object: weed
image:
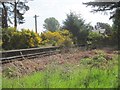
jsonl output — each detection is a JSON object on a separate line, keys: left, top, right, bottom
{"left": 2, "top": 50, "right": 118, "bottom": 88}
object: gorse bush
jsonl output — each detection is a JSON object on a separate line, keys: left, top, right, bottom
{"left": 1, "top": 28, "right": 73, "bottom": 50}
{"left": 20, "top": 29, "right": 42, "bottom": 48}
{"left": 40, "top": 30, "right": 73, "bottom": 47}
{"left": 1, "top": 27, "right": 117, "bottom": 50}
{"left": 1, "top": 27, "right": 42, "bottom": 50}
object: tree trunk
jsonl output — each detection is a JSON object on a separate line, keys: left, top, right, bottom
{"left": 2, "top": 2, "right": 8, "bottom": 28}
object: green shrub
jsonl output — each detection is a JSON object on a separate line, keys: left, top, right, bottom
{"left": 81, "top": 50, "right": 109, "bottom": 69}
{"left": 88, "top": 31, "right": 105, "bottom": 48}
{"left": 1, "top": 27, "right": 42, "bottom": 50}
{"left": 2, "top": 27, "right": 16, "bottom": 50}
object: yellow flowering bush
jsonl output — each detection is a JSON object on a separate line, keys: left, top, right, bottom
{"left": 2, "top": 28, "right": 42, "bottom": 50}
{"left": 21, "top": 29, "right": 42, "bottom": 48}
{"left": 40, "top": 30, "right": 73, "bottom": 47}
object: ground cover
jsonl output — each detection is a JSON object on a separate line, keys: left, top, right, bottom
{"left": 2, "top": 48, "right": 119, "bottom": 88}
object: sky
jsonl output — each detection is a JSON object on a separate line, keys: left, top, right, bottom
{"left": 17, "top": 0, "right": 113, "bottom": 33}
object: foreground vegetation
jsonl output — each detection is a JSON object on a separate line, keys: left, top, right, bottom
{"left": 2, "top": 50, "right": 118, "bottom": 88}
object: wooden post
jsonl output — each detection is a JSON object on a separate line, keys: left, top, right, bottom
{"left": 34, "top": 15, "right": 39, "bottom": 33}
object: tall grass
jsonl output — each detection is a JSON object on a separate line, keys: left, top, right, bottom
{"left": 2, "top": 51, "right": 118, "bottom": 88}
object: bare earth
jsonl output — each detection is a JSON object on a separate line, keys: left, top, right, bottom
{"left": 2, "top": 48, "right": 118, "bottom": 77}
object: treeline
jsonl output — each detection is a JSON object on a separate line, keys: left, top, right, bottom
{"left": 1, "top": 12, "right": 118, "bottom": 50}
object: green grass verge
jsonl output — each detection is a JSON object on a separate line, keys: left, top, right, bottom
{"left": 2, "top": 51, "right": 119, "bottom": 88}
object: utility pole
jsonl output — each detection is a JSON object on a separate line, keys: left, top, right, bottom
{"left": 14, "top": 1, "right": 17, "bottom": 30}
{"left": 33, "top": 15, "right": 39, "bottom": 33}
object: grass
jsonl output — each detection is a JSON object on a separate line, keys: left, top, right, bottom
{"left": 2, "top": 50, "right": 119, "bottom": 88}
{"left": 0, "top": 75, "right": 2, "bottom": 89}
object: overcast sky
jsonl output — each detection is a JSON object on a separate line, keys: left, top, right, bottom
{"left": 17, "top": 0, "right": 113, "bottom": 33}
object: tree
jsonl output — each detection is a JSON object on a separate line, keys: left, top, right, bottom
{"left": 112, "top": 8, "right": 120, "bottom": 30}
{"left": 83, "top": 1, "right": 120, "bottom": 48}
{"left": 63, "top": 12, "right": 92, "bottom": 45}
{"left": 1, "top": 2, "right": 8, "bottom": 28}
{"left": 111, "top": 9, "right": 120, "bottom": 45}
{"left": 0, "top": 8, "right": 2, "bottom": 28}
{"left": 0, "top": 0, "right": 30, "bottom": 28}
{"left": 83, "top": 1, "right": 120, "bottom": 18}
{"left": 95, "top": 22, "right": 112, "bottom": 35}
{"left": 83, "top": 1, "right": 120, "bottom": 27}
{"left": 83, "top": 1, "right": 120, "bottom": 25}
{"left": 43, "top": 17, "right": 60, "bottom": 32}
{"left": 12, "top": 0, "right": 30, "bottom": 28}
